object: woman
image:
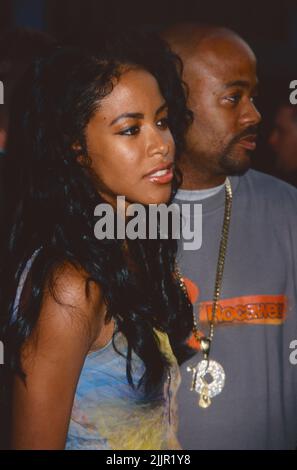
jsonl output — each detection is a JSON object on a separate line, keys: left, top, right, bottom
{"left": 0, "top": 32, "right": 193, "bottom": 450}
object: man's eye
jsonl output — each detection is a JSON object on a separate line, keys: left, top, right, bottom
{"left": 118, "top": 126, "right": 140, "bottom": 136}
{"left": 250, "top": 95, "right": 258, "bottom": 103}
{"left": 157, "top": 117, "right": 169, "bottom": 129}
{"left": 226, "top": 95, "right": 241, "bottom": 104}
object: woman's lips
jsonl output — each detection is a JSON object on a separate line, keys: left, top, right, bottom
{"left": 145, "top": 167, "right": 174, "bottom": 184}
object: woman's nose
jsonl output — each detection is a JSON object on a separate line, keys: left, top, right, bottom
{"left": 147, "top": 129, "right": 171, "bottom": 158}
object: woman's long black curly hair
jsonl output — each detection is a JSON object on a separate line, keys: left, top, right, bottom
{"left": 0, "top": 31, "right": 194, "bottom": 398}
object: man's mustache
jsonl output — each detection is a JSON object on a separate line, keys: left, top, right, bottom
{"left": 231, "top": 126, "right": 259, "bottom": 145}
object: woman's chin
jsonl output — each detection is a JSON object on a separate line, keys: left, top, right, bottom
{"left": 140, "top": 186, "right": 172, "bottom": 206}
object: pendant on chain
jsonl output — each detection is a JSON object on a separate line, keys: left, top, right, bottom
{"left": 187, "top": 358, "right": 225, "bottom": 408}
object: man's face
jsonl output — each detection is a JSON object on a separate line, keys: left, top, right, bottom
{"left": 183, "top": 38, "right": 261, "bottom": 176}
{"left": 269, "top": 106, "right": 297, "bottom": 174}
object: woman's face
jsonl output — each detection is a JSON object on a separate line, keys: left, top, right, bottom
{"left": 84, "top": 68, "right": 175, "bottom": 206}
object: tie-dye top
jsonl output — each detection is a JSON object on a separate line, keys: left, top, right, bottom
{"left": 13, "top": 251, "right": 181, "bottom": 450}
{"left": 65, "top": 329, "right": 181, "bottom": 450}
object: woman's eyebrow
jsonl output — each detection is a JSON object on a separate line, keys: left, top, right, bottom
{"left": 109, "top": 103, "right": 168, "bottom": 126}
{"left": 155, "top": 103, "right": 168, "bottom": 115}
{"left": 109, "top": 112, "right": 144, "bottom": 126}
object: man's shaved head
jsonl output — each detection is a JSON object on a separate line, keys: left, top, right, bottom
{"left": 161, "top": 23, "right": 261, "bottom": 188}
{"left": 163, "top": 23, "right": 255, "bottom": 62}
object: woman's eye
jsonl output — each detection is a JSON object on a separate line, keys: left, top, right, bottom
{"left": 118, "top": 126, "right": 140, "bottom": 136}
{"left": 157, "top": 117, "right": 169, "bottom": 129}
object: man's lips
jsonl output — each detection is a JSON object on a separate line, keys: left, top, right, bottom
{"left": 144, "top": 162, "right": 174, "bottom": 184}
{"left": 237, "top": 135, "right": 257, "bottom": 151}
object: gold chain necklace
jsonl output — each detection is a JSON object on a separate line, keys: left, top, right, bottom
{"left": 175, "top": 177, "right": 233, "bottom": 408}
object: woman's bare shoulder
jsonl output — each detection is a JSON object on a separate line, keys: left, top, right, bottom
{"left": 22, "top": 261, "right": 106, "bottom": 369}
{"left": 12, "top": 262, "right": 107, "bottom": 449}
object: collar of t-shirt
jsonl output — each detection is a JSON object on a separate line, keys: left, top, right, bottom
{"left": 174, "top": 175, "right": 241, "bottom": 213}
{"left": 175, "top": 182, "right": 225, "bottom": 201}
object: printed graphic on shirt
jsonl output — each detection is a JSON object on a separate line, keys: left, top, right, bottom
{"left": 183, "top": 277, "right": 287, "bottom": 351}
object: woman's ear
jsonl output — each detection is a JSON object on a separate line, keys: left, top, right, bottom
{"left": 76, "top": 154, "right": 85, "bottom": 165}
{"left": 73, "top": 142, "right": 91, "bottom": 167}
{"left": 72, "top": 142, "right": 82, "bottom": 156}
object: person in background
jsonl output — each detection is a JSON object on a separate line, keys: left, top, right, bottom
{"left": 269, "top": 101, "right": 297, "bottom": 187}
{"left": 0, "top": 29, "right": 56, "bottom": 153}
{"left": 0, "top": 29, "right": 57, "bottom": 449}
{"left": 0, "top": 29, "right": 56, "bottom": 245}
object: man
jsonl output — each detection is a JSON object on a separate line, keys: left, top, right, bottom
{"left": 163, "top": 24, "right": 297, "bottom": 449}
{"left": 269, "top": 102, "right": 297, "bottom": 186}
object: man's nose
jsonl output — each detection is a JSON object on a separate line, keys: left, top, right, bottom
{"left": 239, "top": 99, "right": 262, "bottom": 128}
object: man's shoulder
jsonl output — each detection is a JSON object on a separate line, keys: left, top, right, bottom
{"left": 238, "top": 169, "right": 297, "bottom": 202}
